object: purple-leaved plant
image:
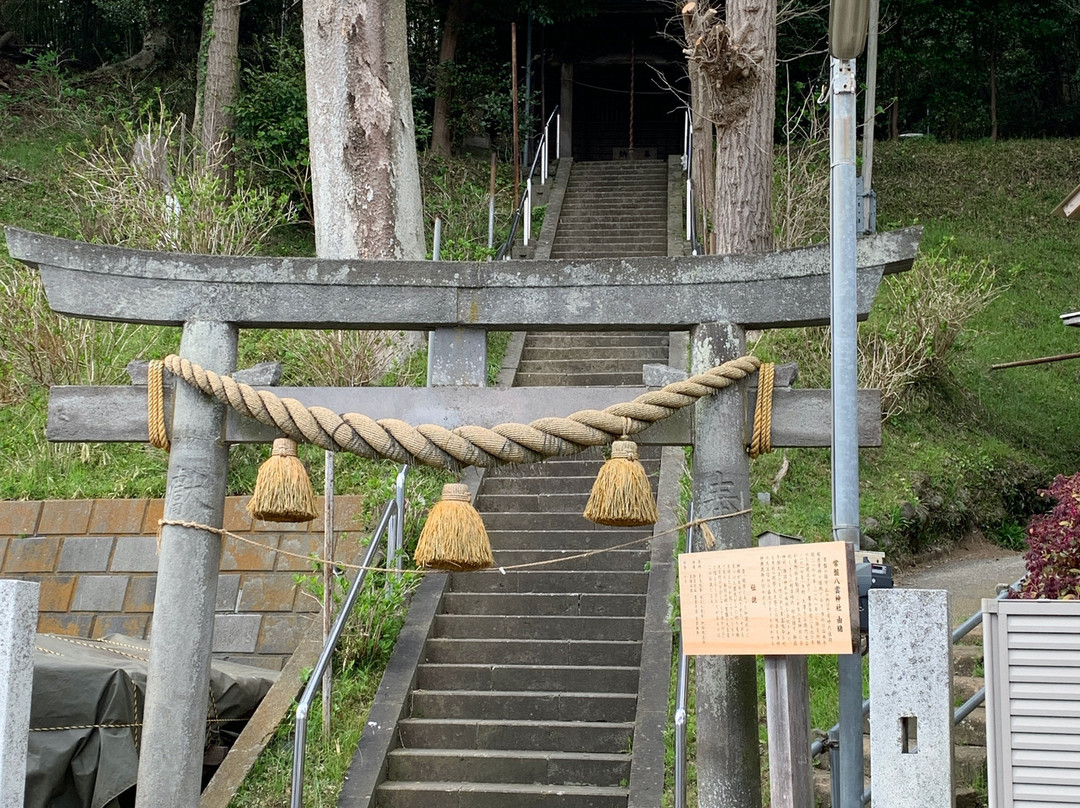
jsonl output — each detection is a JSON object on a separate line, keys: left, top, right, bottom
{"left": 1012, "top": 473, "right": 1080, "bottom": 600}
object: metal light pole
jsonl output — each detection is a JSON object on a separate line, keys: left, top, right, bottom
{"left": 828, "top": 2, "right": 869, "bottom": 806}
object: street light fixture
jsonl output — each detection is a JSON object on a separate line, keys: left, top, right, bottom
{"left": 830, "top": 0, "right": 870, "bottom": 59}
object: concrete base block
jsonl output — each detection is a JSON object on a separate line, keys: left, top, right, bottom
{"left": 0, "top": 579, "right": 39, "bottom": 808}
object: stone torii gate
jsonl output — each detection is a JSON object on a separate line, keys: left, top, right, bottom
{"left": 6, "top": 225, "right": 919, "bottom": 808}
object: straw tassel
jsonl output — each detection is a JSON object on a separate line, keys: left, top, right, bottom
{"left": 414, "top": 483, "right": 493, "bottom": 571}
{"left": 584, "top": 440, "right": 658, "bottom": 527}
{"left": 247, "top": 438, "right": 319, "bottom": 523}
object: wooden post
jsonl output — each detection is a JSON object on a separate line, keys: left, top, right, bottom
{"left": 134, "top": 320, "right": 238, "bottom": 808}
{"left": 760, "top": 533, "right": 813, "bottom": 808}
{"left": 691, "top": 321, "right": 760, "bottom": 808}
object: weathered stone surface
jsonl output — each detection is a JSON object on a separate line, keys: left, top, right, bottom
{"left": 71, "top": 574, "right": 129, "bottom": 612}
{"left": 0, "top": 580, "right": 37, "bottom": 807}
{"left": 57, "top": 536, "right": 114, "bottom": 572}
{"left": 111, "top": 536, "right": 159, "bottom": 571}
{"left": 7, "top": 226, "right": 919, "bottom": 329}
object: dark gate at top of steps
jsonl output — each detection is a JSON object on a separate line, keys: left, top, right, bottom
{"left": 5, "top": 223, "right": 920, "bottom": 808}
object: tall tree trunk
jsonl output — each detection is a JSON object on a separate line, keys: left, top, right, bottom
{"left": 430, "top": 0, "right": 471, "bottom": 158}
{"left": 890, "top": 64, "right": 900, "bottom": 139}
{"left": 712, "top": 0, "right": 775, "bottom": 255}
{"left": 200, "top": 0, "right": 241, "bottom": 178}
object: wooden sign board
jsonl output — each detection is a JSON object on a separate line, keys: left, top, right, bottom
{"left": 679, "top": 541, "right": 859, "bottom": 655}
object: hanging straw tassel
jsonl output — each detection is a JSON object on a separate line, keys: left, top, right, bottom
{"left": 247, "top": 438, "right": 319, "bottom": 523}
{"left": 414, "top": 483, "right": 493, "bottom": 571}
{"left": 584, "top": 440, "right": 658, "bottom": 527}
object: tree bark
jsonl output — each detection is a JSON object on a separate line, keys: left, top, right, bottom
{"left": 712, "top": 0, "right": 776, "bottom": 255}
{"left": 200, "top": 0, "right": 242, "bottom": 177}
{"left": 303, "top": 0, "right": 425, "bottom": 261}
{"left": 681, "top": 4, "right": 716, "bottom": 253}
{"left": 430, "top": 0, "right": 471, "bottom": 158}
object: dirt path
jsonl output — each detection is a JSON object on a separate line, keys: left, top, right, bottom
{"left": 895, "top": 533, "right": 1027, "bottom": 631}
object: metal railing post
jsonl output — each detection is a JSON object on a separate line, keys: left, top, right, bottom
{"left": 524, "top": 178, "right": 532, "bottom": 247}
{"left": 556, "top": 112, "right": 561, "bottom": 160}
{"left": 394, "top": 465, "right": 407, "bottom": 571}
{"left": 674, "top": 503, "right": 694, "bottom": 808}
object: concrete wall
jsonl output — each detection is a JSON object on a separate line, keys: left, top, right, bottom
{"left": 0, "top": 496, "right": 364, "bottom": 669}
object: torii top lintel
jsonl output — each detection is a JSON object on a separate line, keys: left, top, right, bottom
{"left": 4, "top": 226, "right": 920, "bottom": 331}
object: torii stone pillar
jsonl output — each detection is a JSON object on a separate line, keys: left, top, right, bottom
{"left": 136, "top": 321, "right": 237, "bottom": 808}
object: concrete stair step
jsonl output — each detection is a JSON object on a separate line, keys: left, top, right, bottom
{"left": 522, "top": 333, "right": 669, "bottom": 346}
{"left": 514, "top": 372, "right": 651, "bottom": 386}
{"left": 553, "top": 226, "right": 667, "bottom": 237}
{"left": 432, "top": 614, "right": 644, "bottom": 641}
{"left": 409, "top": 689, "right": 637, "bottom": 722}
{"left": 385, "top": 748, "right": 631, "bottom": 787}
{"left": 490, "top": 549, "right": 650, "bottom": 572}
{"left": 953, "top": 706, "right": 987, "bottom": 746}
{"left": 423, "top": 638, "right": 642, "bottom": 666}
{"left": 416, "top": 663, "right": 641, "bottom": 692}
{"left": 485, "top": 529, "right": 652, "bottom": 551}
{"left": 547, "top": 250, "right": 667, "bottom": 260}
{"left": 953, "top": 645, "right": 983, "bottom": 677}
{"left": 953, "top": 675, "right": 983, "bottom": 702}
{"left": 448, "top": 570, "right": 649, "bottom": 595}
{"left": 481, "top": 512, "right": 655, "bottom": 532}
{"left": 375, "top": 780, "right": 629, "bottom": 808}
{"left": 552, "top": 234, "right": 667, "bottom": 247}
{"left": 520, "top": 347, "right": 670, "bottom": 361}
{"left": 555, "top": 208, "right": 666, "bottom": 219}
{"left": 477, "top": 491, "right": 592, "bottom": 511}
{"left": 396, "top": 717, "right": 636, "bottom": 753}
{"left": 516, "top": 358, "right": 660, "bottom": 374}
{"left": 440, "top": 592, "right": 645, "bottom": 617}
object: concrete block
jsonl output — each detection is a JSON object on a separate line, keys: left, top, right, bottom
{"left": 869, "top": 588, "right": 953, "bottom": 808}
{"left": 0, "top": 580, "right": 38, "bottom": 807}
{"left": 88, "top": 499, "right": 148, "bottom": 535}
{"left": 27, "top": 574, "right": 76, "bottom": 612}
{"left": 92, "top": 614, "right": 150, "bottom": 640}
{"left": 110, "top": 536, "right": 160, "bottom": 572}
{"left": 3, "top": 537, "right": 60, "bottom": 573}
{"left": 37, "top": 500, "right": 92, "bottom": 535}
{"left": 212, "top": 614, "right": 262, "bottom": 654}
{"left": 275, "top": 535, "right": 320, "bottom": 571}
{"left": 123, "top": 575, "right": 158, "bottom": 613}
{"left": 141, "top": 499, "right": 165, "bottom": 534}
{"left": 58, "top": 536, "right": 115, "bottom": 572}
{"left": 333, "top": 497, "right": 365, "bottom": 532}
{"left": 256, "top": 613, "right": 313, "bottom": 655}
{"left": 215, "top": 574, "right": 241, "bottom": 612}
{"left": 220, "top": 534, "right": 278, "bottom": 571}
{"left": 36, "top": 613, "right": 92, "bottom": 637}
{"left": 237, "top": 573, "right": 298, "bottom": 613}
{"left": 222, "top": 497, "right": 253, "bottom": 533}
{"left": 71, "top": 575, "right": 130, "bottom": 612}
{"left": 0, "top": 501, "right": 41, "bottom": 537}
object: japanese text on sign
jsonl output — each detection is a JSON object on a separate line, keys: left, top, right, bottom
{"left": 678, "top": 541, "right": 858, "bottom": 655}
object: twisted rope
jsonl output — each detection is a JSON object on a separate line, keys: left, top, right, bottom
{"left": 161, "top": 353, "right": 763, "bottom": 470}
{"left": 749, "top": 362, "right": 774, "bottom": 459}
{"left": 147, "top": 360, "right": 170, "bottom": 451}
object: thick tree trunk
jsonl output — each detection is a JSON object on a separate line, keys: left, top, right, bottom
{"left": 681, "top": 6, "right": 716, "bottom": 252}
{"left": 712, "top": 0, "right": 775, "bottom": 255}
{"left": 430, "top": 0, "right": 471, "bottom": 158}
{"left": 303, "top": 0, "right": 425, "bottom": 261}
{"left": 200, "top": 0, "right": 241, "bottom": 175}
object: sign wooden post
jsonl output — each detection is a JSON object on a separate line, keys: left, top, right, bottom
{"left": 5, "top": 225, "right": 918, "bottom": 808}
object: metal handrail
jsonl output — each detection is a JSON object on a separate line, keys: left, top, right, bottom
{"left": 674, "top": 503, "right": 694, "bottom": 808}
{"left": 290, "top": 468, "right": 408, "bottom": 808}
{"left": 682, "top": 110, "right": 701, "bottom": 256}
{"left": 496, "top": 106, "right": 560, "bottom": 260}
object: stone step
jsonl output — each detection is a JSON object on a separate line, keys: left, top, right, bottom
{"left": 409, "top": 689, "right": 638, "bottom": 722}
{"left": 490, "top": 549, "right": 650, "bottom": 573}
{"left": 519, "top": 347, "right": 670, "bottom": 362}
{"left": 516, "top": 358, "right": 659, "bottom": 374}
{"left": 485, "top": 529, "right": 652, "bottom": 551}
{"left": 953, "top": 675, "right": 983, "bottom": 702}
{"left": 385, "top": 748, "right": 631, "bottom": 788}
{"left": 440, "top": 592, "right": 645, "bottom": 618}
{"left": 514, "top": 371, "right": 652, "bottom": 386}
{"left": 551, "top": 233, "right": 667, "bottom": 247}
{"left": 554, "top": 224, "right": 667, "bottom": 236}
{"left": 395, "top": 718, "right": 636, "bottom": 753}
{"left": 416, "top": 663, "right": 641, "bottom": 692}
{"left": 480, "top": 476, "right": 616, "bottom": 495}
{"left": 555, "top": 209, "right": 667, "bottom": 221}
{"left": 481, "top": 512, "right": 655, "bottom": 532}
{"left": 448, "top": 570, "right": 649, "bottom": 595}
{"left": 423, "top": 638, "right": 642, "bottom": 666}
{"left": 431, "top": 614, "right": 644, "bottom": 642}
{"left": 547, "top": 249, "right": 667, "bottom": 260}
{"left": 953, "top": 645, "right": 983, "bottom": 677}
{"left": 477, "top": 491, "right": 592, "bottom": 512}
{"left": 953, "top": 706, "right": 987, "bottom": 747}
{"left": 563, "top": 185, "right": 667, "bottom": 195}
{"left": 521, "top": 333, "right": 669, "bottom": 347}
{"left": 375, "top": 779, "right": 629, "bottom": 808}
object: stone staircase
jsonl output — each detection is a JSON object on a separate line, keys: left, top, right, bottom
{"left": 366, "top": 160, "right": 676, "bottom": 808}
{"left": 549, "top": 160, "right": 668, "bottom": 259}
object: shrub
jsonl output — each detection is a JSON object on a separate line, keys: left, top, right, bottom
{"left": 1012, "top": 473, "right": 1080, "bottom": 600}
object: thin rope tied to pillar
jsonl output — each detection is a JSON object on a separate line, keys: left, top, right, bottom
{"left": 748, "top": 361, "right": 775, "bottom": 459}
{"left": 147, "top": 359, "right": 170, "bottom": 452}
{"left": 161, "top": 353, "right": 763, "bottom": 471}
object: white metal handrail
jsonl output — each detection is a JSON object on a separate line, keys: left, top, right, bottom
{"left": 674, "top": 502, "right": 694, "bottom": 808}
{"left": 290, "top": 465, "right": 408, "bottom": 808}
{"left": 496, "top": 106, "right": 560, "bottom": 260}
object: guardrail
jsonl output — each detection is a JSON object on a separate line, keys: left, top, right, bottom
{"left": 495, "top": 106, "right": 559, "bottom": 260}
{"left": 290, "top": 465, "right": 408, "bottom": 808}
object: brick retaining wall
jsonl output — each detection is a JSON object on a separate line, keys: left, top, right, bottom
{"left": 0, "top": 496, "right": 365, "bottom": 669}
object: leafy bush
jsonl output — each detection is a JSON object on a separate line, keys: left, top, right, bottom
{"left": 1012, "top": 473, "right": 1080, "bottom": 600}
